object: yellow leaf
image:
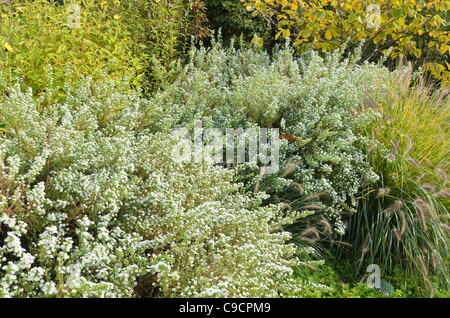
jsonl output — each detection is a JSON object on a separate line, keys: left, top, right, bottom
{"left": 440, "top": 44, "right": 450, "bottom": 54}
{"left": 282, "top": 29, "right": 291, "bottom": 39}
{"left": 253, "top": 37, "right": 264, "bottom": 46}
{"left": 444, "top": 1, "right": 450, "bottom": 10}
{"left": 325, "top": 29, "right": 332, "bottom": 40}
{"left": 275, "top": 30, "right": 282, "bottom": 40}
{"left": 4, "top": 42, "right": 13, "bottom": 53}
{"left": 292, "top": 1, "right": 298, "bottom": 10}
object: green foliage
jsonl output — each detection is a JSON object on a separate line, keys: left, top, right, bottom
{"left": 0, "top": 0, "right": 193, "bottom": 100}
{"left": 184, "top": 0, "right": 210, "bottom": 43}
{"left": 290, "top": 261, "right": 405, "bottom": 298}
{"left": 243, "top": 0, "right": 450, "bottom": 86}
{"left": 202, "top": 0, "right": 272, "bottom": 45}
{"left": 0, "top": 0, "right": 141, "bottom": 97}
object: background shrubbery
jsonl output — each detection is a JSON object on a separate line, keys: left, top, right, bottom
{"left": 1, "top": 0, "right": 449, "bottom": 298}
{"left": 0, "top": 0, "right": 199, "bottom": 98}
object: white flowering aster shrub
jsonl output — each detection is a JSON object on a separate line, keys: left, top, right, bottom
{"left": 152, "top": 38, "right": 401, "bottom": 234}
{"left": 0, "top": 73, "right": 327, "bottom": 297}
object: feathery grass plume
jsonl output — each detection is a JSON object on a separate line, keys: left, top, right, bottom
{"left": 401, "top": 133, "right": 414, "bottom": 156}
{"left": 417, "top": 255, "right": 428, "bottom": 275}
{"left": 390, "top": 140, "right": 400, "bottom": 155}
{"left": 371, "top": 130, "right": 377, "bottom": 140}
{"left": 281, "top": 202, "right": 292, "bottom": 212}
{"left": 299, "top": 262, "right": 320, "bottom": 271}
{"left": 425, "top": 279, "right": 436, "bottom": 298}
{"left": 291, "top": 182, "right": 304, "bottom": 195}
{"left": 433, "top": 86, "right": 450, "bottom": 106}
{"left": 319, "top": 217, "right": 333, "bottom": 235}
{"left": 389, "top": 153, "right": 397, "bottom": 161}
{"left": 441, "top": 223, "right": 450, "bottom": 233}
{"left": 377, "top": 187, "right": 391, "bottom": 197}
{"left": 385, "top": 115, "right": 392, "bottom": 125}
{"left": 302, "top": 203, "right": 323, "bottom": 211}
{"left": 407, "top": 157, "right": 421, "bottom": 168}
{"left": 421, "top": 183, "right": 436, "bottom": 193}
{"left": 415, "top": 173, "right": 426, "bottom": 183}
{"left": 301, "top": 226, "right": 320, "bottom": 242}
{"left": 399, "top": 211, "right": 407, "bottom": 236}
{"left": 418, "top": 253, "right": 436, "bottom": 298}
{"left": 431, "top": 253, "right": 438, "bottom": 270}
{"left": 339, "top": 210, "right": 354, "bottom": 217}
{"left": 334, "top": 240, "right": 352, "bottom": 247}
{"left": 393, "top": 228, "right": 402, "bottom": 242}
{"left": 436, "top": 168, "right": 448, "bottom": 186}
{"left": 303, "top": 191, "right": 325, "bottom": 201}
{"left": 392, "top": 212, "right": 406, "bottom": 246}
{"left": 361, "top": 177, "right": 369, "bottom": 187}
{"left": 415, "top": 197, "right": 438, "bottom": 222}
{"left": 253, "top": 179, "right": 260, "bottom": 193}
{"left": 415, "top": 198, "right": 428, "bottom": 229}
{"left": 300, "top": 236, "right": 318, "bottom": 244}
{"left": 433, "top": 189, "right": 450, "bottom": 199}
{"left": 383, "top": 199, "right": 404, "bottom": 216}
{"left": 253, "top": 165, "right": 267, "bottom": 193}
{"left": 283, "top": 159, "right": 298, "bottom": 177}
{"left": 361, "top": 234, "right": 369, "bottom": 254}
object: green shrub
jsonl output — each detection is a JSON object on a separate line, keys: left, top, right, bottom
{"left": 0, "top": 0, "right": 192, "bottom": 100}
{"left": 201, "top": 0, "right": 271, "bottom": 46}
{"left": 151, "top": 38, "right": 398, "bottom": 235}
{"left": 243, "top": 0, "right": 450, "bottom": 86}
{"left": 290, "top": 262, "right": 406, "bottom": 298}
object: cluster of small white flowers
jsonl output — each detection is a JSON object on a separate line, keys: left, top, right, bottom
{"left": 0, "top": 40, "right": 409, "bottom": 298}
{"left": 142, "top": 176, "right": 322, "bottom": 297}
{"left": 155, "top": 40, "right": 401, "bottom": 234}
{"left": 0, "top": 213, "right": 37, "bottom": 297}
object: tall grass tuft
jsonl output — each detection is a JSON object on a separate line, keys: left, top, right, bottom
{"left": 339, "top": 62, "right": 450, "bottom": 296}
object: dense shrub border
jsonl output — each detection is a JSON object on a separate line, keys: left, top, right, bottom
{"left": 0, "top": 70, "right": 330, "bottom": 297}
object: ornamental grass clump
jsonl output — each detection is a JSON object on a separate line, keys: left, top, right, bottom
{"left": 0, "top": 72, "right": 326, "bottom": 297}
{"left": 340, "top": 63, "right": 450, "bottom": 296}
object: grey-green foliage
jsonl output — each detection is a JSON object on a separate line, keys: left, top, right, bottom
{"left": 151, "top": 38, "right": 401, "bottom": 234}
{"left": 0, "top": 71, "right": 324, "bottom": 297}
